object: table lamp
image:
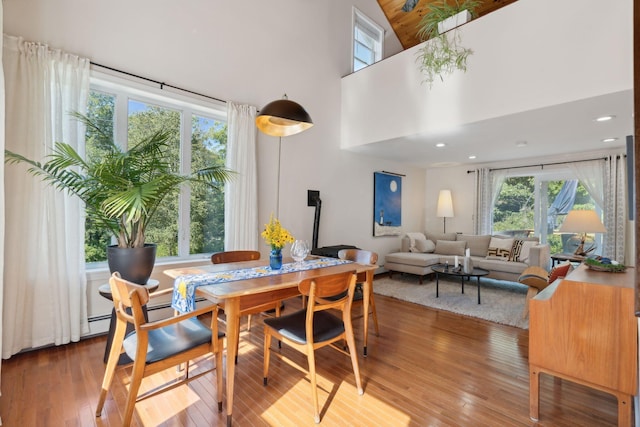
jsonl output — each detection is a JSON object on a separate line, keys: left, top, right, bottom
{"left": 558, "top": 209, "right": 606, "bottom": 256}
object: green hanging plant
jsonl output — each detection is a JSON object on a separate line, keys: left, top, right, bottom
{"left": 416, "top": 0, "right": 480, "bottom": 86}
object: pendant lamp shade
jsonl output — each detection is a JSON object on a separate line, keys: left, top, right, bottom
{"left": 255, "top": 97, "right": 313, "bottom": 137}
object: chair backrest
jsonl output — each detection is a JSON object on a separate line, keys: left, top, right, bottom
{"left": 338, "top": 249, "right": 378, "bottom": 265}
{"left": 211, "top": 250, "right": 260, "bottom": 264}
{"left": 299, "top": 271, "right": 357, "bottom": 316}
{"left": 109, "top": 272, "right": 150, "bottom": 327}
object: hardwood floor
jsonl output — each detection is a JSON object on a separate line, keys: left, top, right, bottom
{"left": 0, "top": 290, "right": 621, "bottom": 426}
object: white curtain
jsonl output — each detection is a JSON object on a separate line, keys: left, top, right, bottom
{"left": 474, "top": 168, "right": 507, "bottom": 234}
{"left": 3, "top": 35, "right": 90, "bottom": 358}
{"left": 224, "top": 101, "right": 259, "bottom": 250}
{"left": 569, "top": 157, "right": 626, "bottom": 262}
{"left": 0, "top": 5, "right": 5, "bottom": 418}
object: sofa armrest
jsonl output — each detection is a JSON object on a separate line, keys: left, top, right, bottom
{"left": 528, "top": 244, "right": 550, "bottom": 269}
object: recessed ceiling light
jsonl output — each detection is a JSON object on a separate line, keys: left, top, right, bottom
{"left": 602, "top": 137, "right": 618, "bottom": 143}
{"left": 595, "top": 115, "right": 615, "bottom": 122}
{"left": 515, "top": 141, "right": 528, "bottom": 147}
{"left": 468, "top": 155, "right": 476, "bottom": 159}
{"left": 435, "top": 143, "right": 446, "bottom": 148}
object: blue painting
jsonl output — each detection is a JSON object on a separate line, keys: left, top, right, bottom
{"left": 373, "top": 172, "right": 402, "bottom": 236}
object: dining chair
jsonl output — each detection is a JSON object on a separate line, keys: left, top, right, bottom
{"left": 263, "top": 270, "right": 363, "bottom": 424}
{"left": 96, "top": 272, "right": 224, "bottom": 426}
{"left": 337, "top": 249, "right": 380, "bottom": 337}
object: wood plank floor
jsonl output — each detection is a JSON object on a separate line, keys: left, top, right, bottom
{"left": 0, "top": 287, "right": 622, "bottom": 426}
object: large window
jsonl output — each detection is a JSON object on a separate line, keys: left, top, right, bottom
{"left": 85, "top": 75, "right": 227, "bottom": 264}
{"left": 353, "top": 8, "right": 384, "bottom": 72}
{"left": 492, "top": 172, "right": 603, "bottom": 255}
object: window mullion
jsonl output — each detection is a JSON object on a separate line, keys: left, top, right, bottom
{"left": 178, "top": 110, "right": 192, "bottom": 257}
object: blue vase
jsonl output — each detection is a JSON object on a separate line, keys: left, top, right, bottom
{"left": 270, "top": 249, "right": 283, "bottom": 270}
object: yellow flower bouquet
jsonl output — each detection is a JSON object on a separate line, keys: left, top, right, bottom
{"left": 261, "top": 214, "right": 295, "bottom": 251}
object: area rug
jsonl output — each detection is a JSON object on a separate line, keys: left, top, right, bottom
{"left": 373, "top": 274, "right": 529, "bottom": 329}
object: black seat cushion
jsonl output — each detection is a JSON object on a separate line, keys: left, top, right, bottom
{"left": 264, "top": 309, "right": 345, "bottom": 345}
{"left": 123, "top": 317, "right": 223, "bottom": 364}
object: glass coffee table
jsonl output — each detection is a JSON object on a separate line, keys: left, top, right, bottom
{"left": 431, "top": 263, "right": 490, "bottom": 304}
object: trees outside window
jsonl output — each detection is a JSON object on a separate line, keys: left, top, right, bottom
{"left": 85, "top": 80, "right": 226, "bottom": 263}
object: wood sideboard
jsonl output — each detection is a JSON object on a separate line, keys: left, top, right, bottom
{"left": 529, "top": 263, "right": 637, "bottom": 427}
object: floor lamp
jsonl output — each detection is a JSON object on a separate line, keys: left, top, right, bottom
{"left": 437, "top": 189, "right": 454, "bottom": 233}
{"left": 256, "top": 95, "right": 313, "bottom": 218}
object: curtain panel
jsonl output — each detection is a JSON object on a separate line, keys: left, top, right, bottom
{"left": 224, "top": 102, "right": 259, "bottom": 251}
{"left": 3, "top": 35, "right": 90, "bottom": 358}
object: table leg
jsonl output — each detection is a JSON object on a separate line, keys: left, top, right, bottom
{"left": 225, "top": 298, "right": 241, "bottom": 426}
{"left": 529, "top": 366, "right": 540, "bottom": 421}
{"left": 362, "top": 270, "right": 373, "bottom": 357}
{"left": 461, "top": 276, "right": 465, "bottom": 294}
{"left": 477, "top": 276, "right": 481, "bottom": 304}
{"left": 436, "top": 272, "right": 440, "bottom": 297}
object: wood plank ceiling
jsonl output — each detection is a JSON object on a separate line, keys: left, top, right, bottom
{"left": 377, "top": 0, "right": 518, "bottom": 49}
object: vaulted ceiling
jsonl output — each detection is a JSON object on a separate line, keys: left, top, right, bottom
{"left": 377, "top": 0, "right": 518, "bottom": 49}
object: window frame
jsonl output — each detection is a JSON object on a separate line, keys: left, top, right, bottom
{"left": 86, "top": 70, "right": 227, "bottom": 269}
{"left": 352, "top": 7, "right": 384, "bottom": 73}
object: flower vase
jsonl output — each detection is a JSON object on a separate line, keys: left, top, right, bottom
{"left": 270, "top": 249, "right": 283, "bottom": 270}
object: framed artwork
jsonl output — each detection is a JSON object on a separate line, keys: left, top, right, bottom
{"left": 373, "top": 171, "right": 402, "bottom": 236}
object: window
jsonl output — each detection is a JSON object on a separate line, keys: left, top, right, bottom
{"left": 85, "top": 74, "right": 227, "bottom": 264}
{"left": 492, "top": 172, "right": 603, "bottom": 255}
{"left": 353, "top": 8, "right": 384, "bottom": 72}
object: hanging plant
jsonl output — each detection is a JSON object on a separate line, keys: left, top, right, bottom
{"left": 416, "top": 0, "right": 480, "bottom": 86}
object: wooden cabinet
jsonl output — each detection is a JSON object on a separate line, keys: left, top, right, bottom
{"left": 529, "top": 264, "right": 637, "bottom": 427}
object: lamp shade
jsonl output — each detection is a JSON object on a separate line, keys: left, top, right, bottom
{"left": 255, "top": 98, "right": 313, "bottom": 137}
{"left": 437, "top": 189, "right": 454, "bottom": 218}
{"left": 558, "top": 210, "right": 607, "bottom": 233}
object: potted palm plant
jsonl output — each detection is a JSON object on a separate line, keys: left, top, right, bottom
{"left": 5, "top": 112, "right": 234, "bottom": 284}
{"left": 416, "top": 0, "right": 480, "bottom": 86}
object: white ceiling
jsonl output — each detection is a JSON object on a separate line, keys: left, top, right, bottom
{"left": 349, "top": 90, "right": 634, "bottom": 169}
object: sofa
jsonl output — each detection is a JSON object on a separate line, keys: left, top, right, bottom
{"left": 384, "top": 231, "right": 551, "bottom": 283}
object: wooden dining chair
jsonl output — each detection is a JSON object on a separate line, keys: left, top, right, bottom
{"left": 263, "top": 270, "right": 363, "bottom": 424}
{"left": 338, "top": 249, "right": 380, "bottom": 337}
{"left": 96, "top": 272, "right": 224, "bottom": 426}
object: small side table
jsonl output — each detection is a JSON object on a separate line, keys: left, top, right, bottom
{"left": 550, "top": 253, "right": 585, "bottom": 267}
{"left": 99, "top": 279, "right": 159, "bottom": 365}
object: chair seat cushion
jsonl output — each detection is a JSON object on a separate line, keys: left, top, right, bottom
{"left": 264, "top": 309, "right": 344, "bottom": 345}
{"left": 123, "top": 317, "right": 221, "bottom": 364}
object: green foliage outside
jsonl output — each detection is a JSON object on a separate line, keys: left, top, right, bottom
{"left": 493, "top": 176, "right": 595, "bottom": 254}
{"left": 84, "top": 91, "right": 227, "bottom": 261}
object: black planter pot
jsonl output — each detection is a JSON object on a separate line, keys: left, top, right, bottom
{"left": 107, "top": 244, "right": 157, "bottom": 284}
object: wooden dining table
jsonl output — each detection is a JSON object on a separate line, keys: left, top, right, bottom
{"left": 163, "top": 256, "right": 378, "bottom": 426}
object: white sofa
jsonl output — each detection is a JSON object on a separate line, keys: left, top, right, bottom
{"left": 384, "top": 231, "right": 551, "bottom": 283}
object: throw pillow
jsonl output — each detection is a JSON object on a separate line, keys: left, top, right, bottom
{"left": 515, "top": 240, "right": 537, "bottom": 262}
{"left": 509, "top": 239, "right": 524, "bottom": 261}
{"left": 434, "top": 240, "right": 466, "bottom": 256}
{"left": 487, "top": 237, "right": 513, "bottom": 259}
{"left": 548, "top": 262, "right": 573, "bottom": 283}
{"left": 415, "top": 239, "right": 436, "bottom": 253}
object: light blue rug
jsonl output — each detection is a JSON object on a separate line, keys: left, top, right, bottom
{"left": 373, "top": 274, "right": 529, "bottom": 329}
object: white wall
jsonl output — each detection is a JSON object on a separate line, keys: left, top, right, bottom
{"left": 342, "top": 0, "right": 633, "bottom": 149}
{"left": 3, "top": 0, "right": 420, "bottom": 331}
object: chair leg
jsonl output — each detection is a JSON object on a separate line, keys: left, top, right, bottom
{"left": 247, "top": 314, "right": 252, "bottom": 332}
{"left": 96, "top": 318, "right": 127, "bottom": 417}
{"left": 307, "top": 346, "right": 320, "bottom": 423}
{"left": 215, "top": 338, "right": 224, "bottom": 412}
{"left": 344, "top": 315, "right": 364, "bottom": 396}
{"left": 122, "top": 358, "right": 147, "bottom": 426}
{"left": 263, "top": 327, "right": 272, "bottom": 385}
{"left": 369, "top": 291, "right": 380, "bottom": 337}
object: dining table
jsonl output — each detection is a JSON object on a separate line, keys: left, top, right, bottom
{"left": 163, "top": 256, "right": 378, "bottom": 426}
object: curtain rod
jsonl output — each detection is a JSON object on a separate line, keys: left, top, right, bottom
{"left": 90, "top": 61, "right": 227, "bottom": 105}
{"left": 465, "top": 156, "right": 618, "bottom": 174}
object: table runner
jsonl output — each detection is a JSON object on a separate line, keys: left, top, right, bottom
{"left": 171, "top": 257, "right": 352, "bottom": 313}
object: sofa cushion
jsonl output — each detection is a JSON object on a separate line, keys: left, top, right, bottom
{"left": 425, "top": 231, "right": 457, "bottom": 242}
{"left": 434, "top": 240, "right": 466, "bottom": 256}
{"left": 477, "top": 258, "right": 529, "bottom": 275}
{"left": 457, "top": 234, "right": 491, "bottom": 257}
{"left": 385, "top": 252, "right": 441, "bottom": 268}
{"left": 487, "top": 237, "right": 513, "bottom": 259}
{"left": 414, "top": 239, "right": 436, "bottom": 253}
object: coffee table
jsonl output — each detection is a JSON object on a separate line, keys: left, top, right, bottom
{"left": 431, "top": 263, "right": 490, "bottom": 304}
